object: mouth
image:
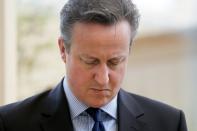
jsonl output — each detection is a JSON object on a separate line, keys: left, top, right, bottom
{"left": 90, "top": 88, "right": 110, "bottom": 94}
{"left": 91, "top": 88, "right": 110, "bottom": 91}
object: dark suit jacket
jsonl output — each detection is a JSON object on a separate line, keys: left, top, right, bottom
{"left": 0, "top": 80, "right": 187, "bottom": 131}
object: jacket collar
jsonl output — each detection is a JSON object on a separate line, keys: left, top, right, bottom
{"left": 118, "top": 89, "right": 150, "bottom": 131}
{"left": 40, "top": 79, "right": 74, "bottom": 131}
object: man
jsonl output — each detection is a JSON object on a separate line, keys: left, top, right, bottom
{"left": 0, "top": 0, "right": 187, "bottom": 131}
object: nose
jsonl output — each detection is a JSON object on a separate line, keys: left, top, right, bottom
{"left": 94, "top": 64, "right": 109, "bottom": 86}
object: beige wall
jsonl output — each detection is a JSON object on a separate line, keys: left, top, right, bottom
{"left": 124, "top": 33, "right": 187, "bottom": 104}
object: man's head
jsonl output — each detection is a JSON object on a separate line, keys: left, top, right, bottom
{"left": 60, "top": 0, "right": 140, "bottom": 52}
{"left": 58, "top": 0, "right": 139, "bottom": 108}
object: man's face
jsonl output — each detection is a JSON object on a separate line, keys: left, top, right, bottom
{"left": 59, "top": 20, "right": 132, "bottom": 108}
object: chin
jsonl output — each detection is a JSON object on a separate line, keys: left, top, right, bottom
{"left": 88, "top": 99, "right": 110, "bottom": 108}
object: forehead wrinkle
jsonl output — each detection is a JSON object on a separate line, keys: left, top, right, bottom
{"left": 72, "top": 22, "right": 124, "bottom": 43}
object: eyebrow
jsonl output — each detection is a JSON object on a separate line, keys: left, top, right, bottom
{"left": 111, "top": 56, "right": 125, "bottom": 59}
{"left": 80, "top": 54, "right": 126, "bottom": 61}
{"left": 80, "top": 54, "right": 96, "bottom": 59}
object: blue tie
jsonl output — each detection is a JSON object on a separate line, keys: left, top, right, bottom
{"left": 86, "top": 108, "right": 105, "bottom": 131}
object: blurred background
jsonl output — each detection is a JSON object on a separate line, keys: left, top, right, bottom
{"left": 0, "top": 0, "right": 196, "bottom": 130}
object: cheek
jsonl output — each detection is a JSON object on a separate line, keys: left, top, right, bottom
{"left": 66, "top": 61, "right": 92, "bottom": 87}
{"left": 110, "top": 65, "right": 126, "bottom": 87}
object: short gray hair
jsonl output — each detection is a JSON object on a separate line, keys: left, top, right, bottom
{"left": 60, "top": 0, "right": 140, "bottom": 52}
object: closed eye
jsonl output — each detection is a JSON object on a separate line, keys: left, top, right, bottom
{"left": 107, "top": 57, "right": 126, "bottom": 67}
{"left": 84, "top": 60, "right": 99, "bottom": 65}
{"left": 80, "top": 56, "right": 99, "bottom": 65}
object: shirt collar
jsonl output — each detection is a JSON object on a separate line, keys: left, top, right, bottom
{"left": 100, "top": 94, "right": 117, "bottom": 119}
{"left": 63, "top": 77, "right": 117, "bottom": 120}
{"left": 63, "top": 77, "right": 88, "bottom": 119}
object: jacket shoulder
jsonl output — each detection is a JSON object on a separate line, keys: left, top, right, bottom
{"left": 121, "top": 90, "right": 187, "bottom": 131}
{"left": 0, "top": 89, "right": 52, "bottom": 122}
{"left": 128, "top": 91, "right": 180, "bottom": 113}
{"left": 0, "top": 89, "right": 51, "bottom": 115}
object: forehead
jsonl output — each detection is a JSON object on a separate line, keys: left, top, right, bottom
{"left": 70, "top": 20, "right": 131, "bottom": 58}
{"left": 71, "top": 20, "right": 132, "bottom": 43}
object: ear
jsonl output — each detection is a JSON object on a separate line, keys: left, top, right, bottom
{"left": 58, "top": 37, "right": 67, "bottom": 63}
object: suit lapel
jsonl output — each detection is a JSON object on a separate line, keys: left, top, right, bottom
{"left": 118, "top": 89, "right": 150, "bottom": 131}
{"left": 40, "top": 80, "right": 74, "bottom": 131}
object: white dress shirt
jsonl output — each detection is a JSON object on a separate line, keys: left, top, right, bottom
{"left": 63, "top": 77, "right": 117, "bottom": 131}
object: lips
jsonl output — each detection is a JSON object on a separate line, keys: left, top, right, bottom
{"left": 89, "top": 88, "right": 110, "bottom": 95}
{"left": 91, "top": 88, "right": 110, "bottom": 91}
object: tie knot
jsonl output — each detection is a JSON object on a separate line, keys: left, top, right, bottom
{"left": 86, "top": 108, "right": 103, "bottom": 122}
